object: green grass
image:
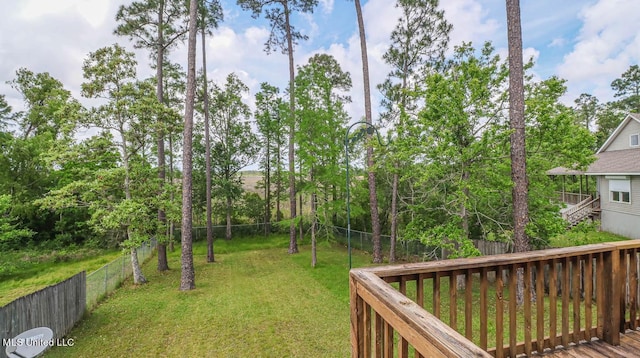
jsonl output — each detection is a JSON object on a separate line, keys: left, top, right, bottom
{"left": 549, "top": 226, "right": 629, "bottom": 248}
{"left": 0, "top": 248, "right": 122, "bottom": 306}
{"left": 45, "top": 235, "right": 374, "bottom": 357}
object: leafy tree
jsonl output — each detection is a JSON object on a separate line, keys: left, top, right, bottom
{"left": 8, "top": 68, "right": 82, "bottom": 141}
{"left": 611, "top": 64, "right": 640, "bottom": 113}
{"left": 525, "top": 77, "right": 595, "bottom": 247}
{"left": 4, "top": 69, "right": 83, "bottom": 247}
{"left": 0, "top": 194, "right": 34, "bottom": 251}
{"left": 180, "top": 0, "right": 199, "bottom": 291}
{"left": 255, "top": 83, "right": 286, "bottom": 233}
{"left": 237, "top": 0, "right": 318, "bottom": 254}
{"left": 595, "top": 101, "right": 626, "bottom": 148}
{"left": 81, "top": 44, "right": 157, "bottom": 285}
{"left": 0, "top": 95, "right": 12, "bottom": 129}
{"left": 573, "top": 93, "right": 599, "bottom": 131}
{"left": 207, "top": 73, "right": 259, "bottom": 240}
{"left": 115, "top": 0, "right": 191, "bottom": 271}
{"left": 295, "top": 53, "right": 351, "bottom": 267}
{"left": 379, "top": 0, "right": 451, "bottom": 262}
{"left": 406, "top": 42, "right": 507, "bottom": 259}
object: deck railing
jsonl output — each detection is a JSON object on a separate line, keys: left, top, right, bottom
{"left": 350, "top": 241, "right": 640, "bottom": 357}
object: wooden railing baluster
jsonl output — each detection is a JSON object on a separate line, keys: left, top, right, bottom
{"left": 572, "top": 256, "right": 581, "bottom": 343}
{"left": 450, "top": 273, "right": 457, "bottom": 331}
{"left": 465, "top": 269, "right": 473, "bottom": 341}
{"left": 496, "top": 265, "right": 504, "bottom": 358}
{"left": 509, "top": 264, "right": 517, "bottom": 358}
{"left": 524, "top": 262, "right": 532, "bottom": 356}
{"left": 350, "top": 241, "right": 640, "bottom": 357}
{"left": 480, "top": 267, "right": 488, "bottom": 351}
{"left": 585, "top": 254, "right": 593, "bottom": 342}
{"left": 549, "top": 259, "right": 557, "bottom": 350}
{"left": 535, "top": 261, "right": 545, "bottom": 353}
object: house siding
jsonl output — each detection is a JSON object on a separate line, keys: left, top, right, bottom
{"left": 599, "top": 176, "right": 640, "bottom": 239}
{"left": 606, "top": 119, "right": 640, "bottom": 151}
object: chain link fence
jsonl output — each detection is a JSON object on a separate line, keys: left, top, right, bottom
{"left": 86, "top": 239, "right": 157, "bottom": 310}
{"left": 172, "top": 222, "right": 284, "bottom": 241}
{"left": 326, "top": 225, "right": 510, "bottom": 262}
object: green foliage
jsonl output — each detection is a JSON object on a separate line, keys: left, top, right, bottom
{"left": 0, "top": 195, "right": 34, "bottom": 250}
{"left": 549, "top": 221, "right": 628, "bottom": 248}
{"left": 236, "top": 0, "right": 318, "bottom": 54}
{"left": 238, "top": 192, "right": 266, "bottom": 223}
{"left": 611, "top": 64, "right": 640, "bottom": 113}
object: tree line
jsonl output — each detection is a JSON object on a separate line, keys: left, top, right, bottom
{"left": 1, "top": 0, "right": 638, "bottom": 290}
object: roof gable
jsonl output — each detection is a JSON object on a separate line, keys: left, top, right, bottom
{"left": 598, "top": 113, "right": 640, "bottom": 154}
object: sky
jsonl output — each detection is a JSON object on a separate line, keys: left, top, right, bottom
{"left": 1, "top": 0, "right": 639, "bottom": 136}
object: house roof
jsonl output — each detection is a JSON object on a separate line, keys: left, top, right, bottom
{"left": 546, "top": 166, "right": 585, "bottom": 175}
{"left": 597, "top": 113, "right": 640, "bottom": 154}
{"left": 586, "top": 148, "right": 640, "bottom": 175}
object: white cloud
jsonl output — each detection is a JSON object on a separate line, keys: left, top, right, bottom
{"left": 549, "top": 38, "right": 566, "bottom": 48}
{"left": 441, "top": 0, "right": 500, "bottom": 49}
{"left": 557, "top": 0, "right": 640, "bottom": 102}
{"left": 319, "top": 0, "right": 334, "bottom": 14}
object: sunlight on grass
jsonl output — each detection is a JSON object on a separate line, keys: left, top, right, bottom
{"left": 0, "top": 249, "right": 122, "bottom": 306}
{"left": 45, "top": 235, "right": 372, "bottom": 357}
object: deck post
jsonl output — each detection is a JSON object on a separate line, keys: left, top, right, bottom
{"left": 602, "top": 248, "right": 621, "bottom": 345}
{"left": 350, "top": 273, "right": 364, "bottom": 357}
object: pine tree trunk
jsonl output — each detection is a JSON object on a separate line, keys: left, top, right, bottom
{"left": 506, "top": 0, "right": 530, "bottom": 305}
{"left": 156, "top": 0, "right": 169, "bottom": 272}
{"left": 180, "top": 0, "right": 198, "bottom": 291}
{"left": 284, "top": 2, "right": 298, "bottom": 254}
{"left": 354, "top": 0, "right": 382, "bottom": 263}
{"left": 311, "top": 170, "right": 317, "bottom": 267}
{"left": 202, "top": 27, "right": 214, "bottom": 262}
{"left": 389, "top": 168, "right": 399, "bottom": 263}
{"left": 226, "top": 195, "right": 232, "bottom": 240}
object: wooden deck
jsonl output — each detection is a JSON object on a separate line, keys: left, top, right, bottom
{"left": 350, "top": 241, "right": 640, "bottom": 357}
{"left": 537, "top": 329, "right": 640, "bottom": 357}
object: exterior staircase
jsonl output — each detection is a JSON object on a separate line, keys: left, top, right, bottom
{"left": 562, "top": 195, "right": 601, "bottom": 226}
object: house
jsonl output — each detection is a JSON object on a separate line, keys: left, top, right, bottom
{"left": 547, "top": 113, "right": 640, "bottom": 237}
{"left": 586, "top": 113, "right": 640, "bottom": 239}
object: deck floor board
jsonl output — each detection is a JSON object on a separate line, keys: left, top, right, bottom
{"left": 535, "top": 329, "right": 640, "bottom": 357}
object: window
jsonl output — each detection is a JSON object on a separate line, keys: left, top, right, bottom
{"left": 610, "top": 179, "right": 631, "bottom": 203}
{"left": 631, "top": 133, "right": 639, "bottom": 147}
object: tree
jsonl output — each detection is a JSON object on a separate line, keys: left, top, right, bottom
{"left": 0, "top": 95, "right": 11, "bottom": 129}
{"left": 237, "top": 0, "right": 318, "bottom": 254}
{"left": 0, "top": 194, "right": 34, "bottom": 250}
{"left": 180, "top": 0, "right": 198, "bottom": 291}
{"left": 114, "top": 0, "right": 191, "bottom": 272}
{"left": 208, "top": 73, "right": 259, "bottom": 240}
{"left": 380, "top": 0, "right": 451, "bottom": 262}
{"left": 81, "top": 45, "right": 162, "bottom": 285}
{"left": 611, "top": 64, "right": 640, "bottom": 113}
{"left": 255, "top": 82, "right": 286, "bottom": 234}
{"left": 353, "top": 0, "right": 384, "bottom": 263}
{"left": 573, "top": 93, "right": 599, "bottom": 131}
{"left": 405, "top": 42, "right": 508, "bottom": 259}
{"left": 295, "top": 53, "right": 351, "bottom": 267}
{"left": 5, "top": 69, "right": 83, "bottom": 247}
{"left": 196, "top": 0, "right": 224, "bottom": 263}
{"left": 506, "top": 0, "right": 529, "bottom": 305}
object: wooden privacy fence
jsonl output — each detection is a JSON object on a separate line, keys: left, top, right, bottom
{"left": 350, "top": 241, "right": 640, "bottom": 357}
{"left": 0, "top": 272, "right": 85, "bottom": 358}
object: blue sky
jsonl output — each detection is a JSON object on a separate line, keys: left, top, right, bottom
{"left": 1, "top": 0, "right": 639, "bottom": 130}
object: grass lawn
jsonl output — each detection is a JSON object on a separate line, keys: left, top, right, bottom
{"left": 0, "top": 249, "right": 122, "bottom": 306}
{"left": 45, "top": 235, "right": 374, "bottom": 357}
